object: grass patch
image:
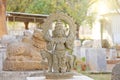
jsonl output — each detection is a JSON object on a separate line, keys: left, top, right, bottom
{"left": 80, "top": 71, "right": 111, "bottom": 80}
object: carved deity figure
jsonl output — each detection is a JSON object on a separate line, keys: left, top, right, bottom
{"left": 44, "top": 20, "right": 74, "bottom": 73}
{"left": 52, "top": 20, "right": 67, "bottom": 72}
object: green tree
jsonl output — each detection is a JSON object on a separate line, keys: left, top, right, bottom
{"left": 26, "top": 0, "right": 55, "bottom": 14}
{"left": 7, "top": 0, "right": 97, "bottom": 39}
{"left": 62, "top": 0, "right": 97, "bottom": 39}
{"left": 7, "top": 0, "right": 33, "bottom": 12}
{"left": 27, "top": 0, "right": 97, "bottom": 39}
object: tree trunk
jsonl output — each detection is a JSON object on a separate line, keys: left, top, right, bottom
{"left": 0, "top": 0, "right": 7, "bottom": 38}
{"left": 100, "top": 19, "right": 104, "bottom": 47}
{"left": 76, "top": 24, "right": 80, "bottom": 39}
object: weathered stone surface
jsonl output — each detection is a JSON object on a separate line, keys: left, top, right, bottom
{"left": 0, "top": 48, "right": 6, "bottom": 71}
{"left": 0, "top": 71, "right": 44, "bottom": 80}
{"left": 0, "top": 71, "right": 94, "bottom": 80}
{"left": 45, "top": 72, "right": 74, "bottom": 79}
{"left": 3, "top": 29, "right": 47, "bottom": 71}
{"left": 27, "top": 75, "right": 94, "bottom": 80}
{"left": 111, "top": 63, "right": 120, "bottom": 80}
{"left": 3, "top": 61, "right": 44, "bottom": 71}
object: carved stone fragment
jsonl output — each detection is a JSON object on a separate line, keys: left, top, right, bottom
{"left": 3, "top": 29, "right": 47, "bottom": 70}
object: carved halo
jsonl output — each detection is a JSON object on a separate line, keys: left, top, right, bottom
{"left": 42, "top": 12, "right": 76, "bottom": 37}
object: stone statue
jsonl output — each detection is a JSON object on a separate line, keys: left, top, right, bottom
{"left": 31, "top": 29, "right": 46, "bottom": 51}
{"left": 41, "top": 12, "right": 76, "bottom": 73}
{"left": 3, "top": 29, "right": 47, "bottom": 70}
{"left": 52, "top": 20, "right": 68, "bottom": 73}
{"left": 41, "top": 12, "right": 76, "bottom": 79}
{"left": 44, "top": 20, "right": 74, "bottom": 73}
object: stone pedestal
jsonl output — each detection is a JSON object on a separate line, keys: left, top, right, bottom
{"left": 27, "top": 75, "right": 94, "bottom": 80}
{"left": 0, "top": 71, "right": 94, "bottom": 80}
{"left": 45, "top": 72, "right": 74, "bottom": 79}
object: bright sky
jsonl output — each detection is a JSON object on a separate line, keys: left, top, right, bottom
{"left": 91, "top": 0, "right": 110, "bottom": 15}
{"left": 97, "top": 1, "right": 109, "bottom": 15}
{"left": 91, "top": 0, "right": 110, "bottom": 39}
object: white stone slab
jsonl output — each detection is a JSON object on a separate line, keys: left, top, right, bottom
{"left": 86, "top": 48, "right": 107, "bottom": 72}
{"left": 27, "top": 75, "right": 94, "bottom": 80}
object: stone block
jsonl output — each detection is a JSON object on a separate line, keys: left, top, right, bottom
{"left": 3, "top": 61, "right": 47, "bottom": 71}
{"left": 111, "top": 62, "right": 120, "bottom": 80}
{"left": 86, "top": 48, "right": 107, "bottom": 72}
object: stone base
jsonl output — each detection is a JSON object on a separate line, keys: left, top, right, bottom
{"left": 3, "top": 61, "right": 48, "bottom": 71}
{"left": 45, "top": 72, "right": 74, "bottom": 79}
{"left": 0, "top": 71, "right": 44, "bottom": 80}
{"left": 0, "top": 71, "right": 94, "bottom": 80}
{"left": 27, "top": 75, "right": 94, "bottom": 80}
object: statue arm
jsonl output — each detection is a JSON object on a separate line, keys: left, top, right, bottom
{"left": 44, "top": 32, "right": 52, "bottom": 42}
{"left": 65, "top": 32, "right": 75, "bottom": 50}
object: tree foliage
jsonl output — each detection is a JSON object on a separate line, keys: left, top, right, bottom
{"left": 7, "top": 0, "right": 97, "bottom": 26}
{"left": 7, "top": 0, "right": 98, "bottom": 39}
{"left": 110, "top": 0, "right": 120, "bottom": 13}
{"left": 7, "top": 0, "right": 33, "bottom": 12}
{"left": 63, "top": 0, "right": 97, "bottom": 26}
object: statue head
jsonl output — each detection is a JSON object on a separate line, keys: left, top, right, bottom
{"left": 55, "top": 20, "right": 64, "bottom": 30}
{"left": 53, "top": 20, "right": 65, "bottom": 37}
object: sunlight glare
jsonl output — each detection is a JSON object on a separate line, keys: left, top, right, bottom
{"left": 97, "top": 1, "right": 109, "bottom": 15}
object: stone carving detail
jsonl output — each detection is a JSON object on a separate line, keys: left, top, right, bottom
{"left": 42, "top": 12, "right": 76, "bottom": 74}
{"left": 3, "top": 29, "right": 47, "bottom": 70}
{"left": 111, "top": 63, "right": 120, "bottom": 80}
{"left": 40, "top": 50, "right": 53, "bottom": 72}
{"left": 41, "top": 50, "right": 76, "bottom": 72}
{"left": 65, "top": 52, "right": 76, "bottom": 72}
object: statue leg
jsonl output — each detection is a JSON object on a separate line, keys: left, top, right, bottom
{"left": 60, "top": 56, "right": 66, "bottom": 73}
{"left": 66, "top": 62, "right": 69, "bottom": 72}
{"left": 48, "top": 54, "right": 53, "bottom": 72}
{"left": 48, "top": 61, "right": 52, "bottom": 72}
{"left": 67, "top": 61, "right": 71, "bottom": 72}
{"left": 53, "top": 54, "right": 59, "bottom": 72}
